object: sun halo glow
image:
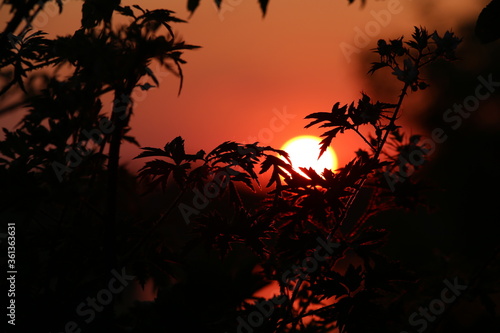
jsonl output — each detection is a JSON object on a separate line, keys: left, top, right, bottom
{"left": 280, "top": 135, "right": 338, "bottom": 178}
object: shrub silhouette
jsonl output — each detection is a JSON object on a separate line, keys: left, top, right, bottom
{"left": 0, "top": 1, "right": 499, "bottom": 333}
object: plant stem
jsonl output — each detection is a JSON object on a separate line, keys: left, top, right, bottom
{"left": 106, "top": 90, "right": 128, "bottom": 267}
{"left": 282, "top": 75, "right": 415, "bottom": 330}
{"left": 284, "top": 49, "right": 430, "bottom": 328}
{"left": 333, "top": 46, "right": 428, "bottom": 236}
{"left": 329, "top": 81, "right": 411, "bottom": 237}
{"left": 352, "top": 127, "right": 376, "bottom": 151}
{"left": 2, "top": 0, "right": 39, "bottom": 35}
{"left": 374, "top": 82, "right": 410, "bottom": 160}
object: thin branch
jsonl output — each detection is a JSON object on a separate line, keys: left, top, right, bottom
{"left": 352, "top": 127, "right": 376, "bottom": 151}
{"left": 331, "top": 47, "right": 428, "bottom": 236}
{"left": 280, "top": 278, "right": 303, "bottom": 329}
{"left": 418, "top": 54, "right": 439, "bottom": 68}
{"left": 0, "top": 79, "right": 16, "bottom": 97}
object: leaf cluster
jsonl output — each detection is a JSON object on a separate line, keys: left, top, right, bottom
{"left": 135, "top": 136, "right": 291, "bottom": 193}
{"left": 305, "top": 94, "right": 396, "bottom": 156}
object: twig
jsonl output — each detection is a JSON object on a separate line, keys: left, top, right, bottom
{"left": 352, "top": 127, "right": 376, "bottom": 152}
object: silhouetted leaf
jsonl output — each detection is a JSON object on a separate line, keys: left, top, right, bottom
{"left": 187, "top": 0, "right": 201, "bottom": 13}
{"left": 349, "top": 93, "right": 393, "bottom": 126}
{"left": 406, "top": 26, "right": 430, "bottom": 51}
{"left": 116, "top": 5, "right": 135, "bottom": 18}
{"left": 227, "top": 168, "right": 255, "bottom": 191}
{"left": 144, "top": 66, "right": 160, "bottom": 86}
{"left": 368, "top": 61, "right": 390, "bottom": 75}
{"left": 123, "top": 135, "right": 140, "bottom": 146}
{"left": 55, "top": 0, "right": 64, "bottom": 13}
{"left": 136, "top": 159, "right": 176, "bottom": 192}
{"left": 132, "top": 4, "right": 146, "bottom": 14}
{"left": 431, "top": 30, "right": 461, "bottom": 60}
{"left": 134, "top": 147, "right": 170, "bottom": 159}
{"left": 305, "top": 102, "right": 349, "bottom": 129}
{"left": 259, "top": 0, "right": 270, "bottom": 16}
{"left": 164, "top": 136, "right": 186, "bottom": 165}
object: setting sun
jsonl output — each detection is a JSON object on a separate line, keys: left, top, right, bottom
{"left": 280, "top": 135, "right": 338, "bottom": 177}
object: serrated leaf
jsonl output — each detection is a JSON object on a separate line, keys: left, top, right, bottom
{"left": 318, "top": 128, "right": 342, "bottom": 158}
{"left": 260, "top": 154, "right": 293, "bottom": 188}
{"left": 134, "top": 147, "right": 169, "bottom": 159}
{"left": 123, "top": 135, "right": 140, "bottom": 147}
{"left": 368, "top": 62, "right": 390, "bottom": 75}
{"left": 144, "top": 67, "right": 160, "bottom": 86}
{"left": 116, "top": 5, "right": 135, "bottom": 18}
{"left": 55, "top": 0, "right": 64, "bottom": 13}
{"left": 132, "top": 4, "right": 146, "bottom": 14}
{"left": 164, "top": 136, "right": 186, "bottom": 165}
{"left": 138, "top": 82, "right": 155, "bottom": 91}
{"left": 187, "top": 0, "right": 201, "bottom": 13}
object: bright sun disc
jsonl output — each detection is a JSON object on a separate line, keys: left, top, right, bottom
{"left": 280, "top": 135, "right": 338, "bottom": 177}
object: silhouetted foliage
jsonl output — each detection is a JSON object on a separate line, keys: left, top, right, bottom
{"left": 476, "top": 0, "right": 500, "bottom": 43}
{"left": 1, "top": 1, "right": 499, "bottom": 333}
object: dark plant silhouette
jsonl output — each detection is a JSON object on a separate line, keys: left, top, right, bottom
{"left": 186, "top": 0, "right": 366, "bottom": 17}
{"left": 475, "top": 0, "right": 500, "bottom": 43}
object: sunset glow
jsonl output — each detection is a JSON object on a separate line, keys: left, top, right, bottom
{"left": 281, "top": 135, "right": 338, "bottom": 177}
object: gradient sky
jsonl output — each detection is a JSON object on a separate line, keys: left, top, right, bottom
{"left": 0, "top": 0, "right": 488, "bottom": 173}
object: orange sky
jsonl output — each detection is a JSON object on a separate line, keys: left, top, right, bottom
{"left": 0, "top": 0, "right": 487, "bottom": 174}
